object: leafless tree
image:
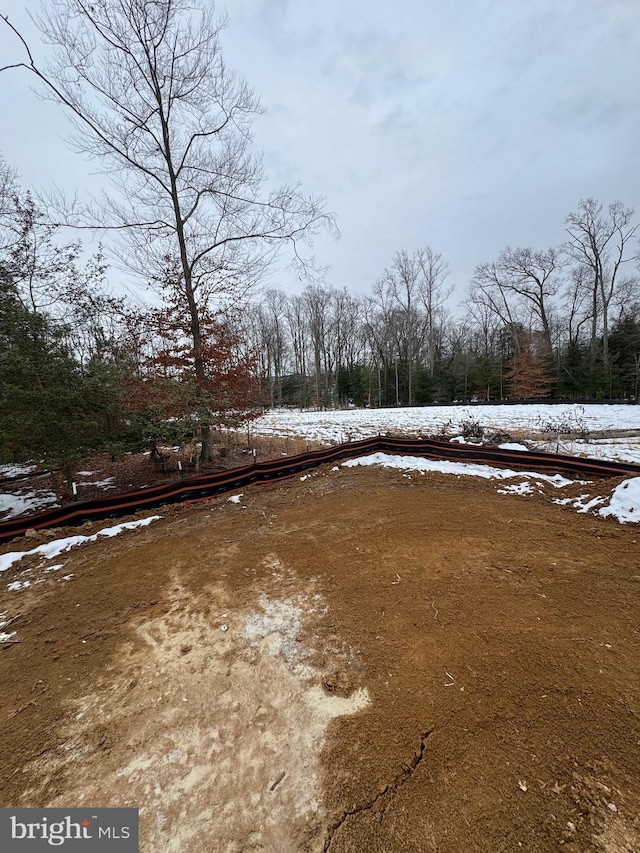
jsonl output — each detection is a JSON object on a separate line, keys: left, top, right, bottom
{"left": 415, "top": 247, "right": 452, "bottom": 378}
{"left": 1, "top": 0, "right": 336, "bottom": 457}
{"left": 376, "top": 250, "right": 431, "bottom": 405}
{"left": 562, "top": 265, "right": 593, "bottom": 351}
{"left": 564, "top": 198, "right": 638, "bottom": 386}
{"left": 470, "top": 246, "right": 564, "bottom": 349}
{"left": 302, "top": 284, "right": 334, "bottom": 406}
{"left": 330, "top": 287, "right": 363, "bottom": 403}
{"left": 285, "top": 293, "right": 309, "bottom": 408}
{"left": 253, "top": 288, "right": 290, "bottom": 407}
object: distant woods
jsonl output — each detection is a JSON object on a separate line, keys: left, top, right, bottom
{"left": 249, "top": 205, "right": 640, "bottom": 408}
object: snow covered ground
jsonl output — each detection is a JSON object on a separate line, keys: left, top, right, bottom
{"left": 0, "top": 463, "right": 38, "bottom": 479}
{"left": 249, "top": 403, "right": 640, "bottom": 444}
{"left": 530, "top": 437, "right": 640, "bottom": 465}
{"left": 0, "top": 472, "right": 116, "bottom": 522}
{"left": 341, "top": 452, "right": 577, "bottom": 487}
{"left": 0, "top": 489, "right": 58, "bottom": 519}
{"left": 271, "top": 404, "right": 640, "bottom": 527}
{"left": 247, "top": 404, "right": 640, "bottom": 467}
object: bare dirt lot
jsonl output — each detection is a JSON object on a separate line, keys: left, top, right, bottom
{"left": 1, "top": 464, "right": 640, "bottom": 852}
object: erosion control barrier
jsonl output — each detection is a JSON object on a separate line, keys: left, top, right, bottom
{"left": 2, "top": 436, "right": 640, "bottom": 545}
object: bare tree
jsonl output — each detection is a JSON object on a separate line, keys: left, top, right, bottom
{"left": 562, "top": 265, "right": 593, "bottom": 351}
{"left": 470, "top": 246, "right": 563, "bottom": 349}
{"left": 302, "top": 284, "right": 334, "bottom": 406}
{"left": 253, "top": 288, "right": 290, "bottom": 406}
{"left": 1, "top": 0, "right": 336, "bottom": 458}
{"left": 564, "top": 199, "right": 638, "bottom": 388}
{"left": 415, "top": 247, "right": 452, "bottom": 378}
{"left": 285, "top": 294, "right": 309, "bottom": 408}
{"left": 330, "top": 287, "right": 363, "bottom": 404}
{"left": 468, "top": 265, "right": 523, "bottom": 354}
{"left": 377, "top": 250, "right": 430, "bottom": 405}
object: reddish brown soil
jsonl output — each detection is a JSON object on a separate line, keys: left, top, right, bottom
{"left": 1, "top": 464, "right": 639, "bottom": 852}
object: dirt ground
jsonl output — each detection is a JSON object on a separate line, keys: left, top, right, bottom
{"left": 1, "top": 463, "right": 640, "bottom": 852}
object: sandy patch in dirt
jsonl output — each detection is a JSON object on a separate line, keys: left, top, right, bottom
{"left": 1, "top": 464, "right": 640, "bottom": 852}
{"left": 15, "top": 555, "right": 368, "bottom": 853}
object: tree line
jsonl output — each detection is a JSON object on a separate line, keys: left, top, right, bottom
{"left": 246, "top": 201, "right": 640, "bottom": 408}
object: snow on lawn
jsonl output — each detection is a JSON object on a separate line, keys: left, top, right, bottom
{"left": 341, "top": 453, "right": 576, "bottom": 487}
{"left": 0, "top": 490, "right": 58, "bottom": 520}
{"left": 531, "top": 437, "right": 640, "bottom": 466}
{"left": 0, "top": 516, "right": 162, "bottom": 575}
{"left": 0, "top": 463, "right": 38, "bottom": 479}
{"left": 251, "top": 404, "right": 640, "bottom": 445}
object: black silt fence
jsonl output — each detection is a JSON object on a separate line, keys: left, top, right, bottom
{"left": 1, "top": 436, "right": 639, "bottom": 545}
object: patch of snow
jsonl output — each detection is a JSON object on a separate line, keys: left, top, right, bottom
{"left": 340, "top": 452, "right": 575, "bottom": 487}
{"left": 599, "top": 478, "right": 640, "bottom": 524}
{"left": 0, "top": 631, "right": 16, "bottom": 643}
{"left": 497, "top": 482, "right": 533, "bottom": 495}
{"left": 0, "top": 515, "right": 162, "bottom": 573}
{"left": 76, "top": 471, "right": 95, "bottom": 477}
{"left": 0, "top": 490, "right": 59, "bottom": 520}
{"left": 227, "top": 494, "right": 243, "bottom": 504}
{"left": 576, "top": 496, "right": 606, "bottom": 514}
{"left": 7, "top": 580, "right": 31, "bottom": 590}
{"left": 498, "top": 443, "right": 529, "bottom": 452}
{"left": 95, "top": 517, "right": 161, "bottom": 539}
{"left": 78, "top": 477, "right": 115, "bottom": 489}
{"left": 0, "top": 463, "right": 38, "bottom": 479}
{"left": 553, "top": 494, "right": 607, "bottom": 515}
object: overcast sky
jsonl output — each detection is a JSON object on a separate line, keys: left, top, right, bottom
{"left": 1, "top": 0, "right": 639, "bottom": 309}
